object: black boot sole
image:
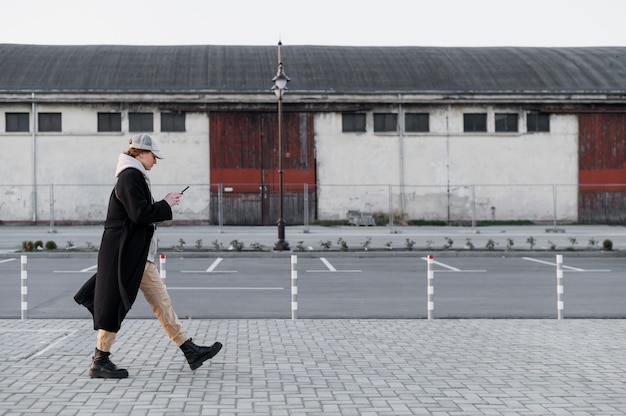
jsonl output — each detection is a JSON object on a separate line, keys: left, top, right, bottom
{"left": 189, "top": 342, "right": 222, "bottom": 371}
{"left": 89, "top": 369, "right": 129, "bottom": 379}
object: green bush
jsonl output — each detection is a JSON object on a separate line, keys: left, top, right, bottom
{"left": 408, "top": 219, "right": 447, "bottom": 226}
{"left": 478, "top": 220, "right": 534, "bottom": 226}
{"left": 230, "top": 240, "right": 244, "bottom": 251}
{"left": 603, "top": 239, "right": 613, "bottom": 251}
{"left": 45, "top": 240, "right": 58, "bottom": 250}
{"left": 372, "top": 211, "right": 388, "bottom": 226}
{"left": 317, "top": 220, "right": 347, "bottom": 227}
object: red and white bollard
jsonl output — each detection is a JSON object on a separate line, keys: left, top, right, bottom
{"left": 427, "top": 255, "right": 434, "bottom": 320}
{"left": 21, "top": 255, "right": 27, "bottom": 320}
{"left": 291, "top": 255, "right": 298, "bottom": 320}
{"left": 159, "top": 253, "right": 166, "bottom": 288}
{"left": 556, "top": 254, "right": 564, "bottom": 319}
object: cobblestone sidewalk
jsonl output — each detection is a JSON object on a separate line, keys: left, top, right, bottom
{"left": 1, "top": 319, "right": 626, "bottom": 415}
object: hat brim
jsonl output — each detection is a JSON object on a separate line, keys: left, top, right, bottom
{"left": 152, "top": 150, "right": 165, "bottom": 159}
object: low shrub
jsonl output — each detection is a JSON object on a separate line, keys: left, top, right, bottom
{"left": 478, "top": 220, "right": 534, "bottom": 226}
{"left": 317, "top": 220, "right": 347, "bottom": 227}
{"left": 408, "top": 219, "right": 447, "bottom": 226}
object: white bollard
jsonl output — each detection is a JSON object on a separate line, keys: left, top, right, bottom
{"left": 556, "top": 254, "right": 564, "bottom": 319}
{"left": 159, "top": 253, "right": 166, "bottom": 288}
{"left": 427, "top": 255, "right": 434, "bottom": 320}
{"left": 21, "top": 255, "right": 27, "bottom": 320}
{"left": 291, "top": 255, "right": 298, "bottom": 320}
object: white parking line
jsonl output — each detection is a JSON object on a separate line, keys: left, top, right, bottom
{"left": 422, "top": 258, "right": 460, "bottom": 271}
{"left": 181, "top": 257, "right": 238, "bottom": 274}
{"left": 320, "top": 258, "right": 336, "bottom": 271}
{"left": 306, "top": 257, "right": 362, "bottom": 273}
{"left": 53, "top": 265, "right": 97, "bottom": 273}
{"left": 0, "top": 258, "right": 16, "bottom": 264}
{"left": 207, "top": 257, "right": 223, "bottom": 272}
{"left": 420, "top": 257, "right": 486, "bottom": 273}
{"left": 523, "top": 257, "right": 611, "bottom": 272}
{"left": 167, "top": 287, "right": 283, "bottom": 290}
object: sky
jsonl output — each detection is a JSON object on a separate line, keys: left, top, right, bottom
{"left": 1, "top": 0, "right": 625, "bottom": 47}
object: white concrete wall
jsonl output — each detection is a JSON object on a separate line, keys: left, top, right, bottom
{"left": 1, "top": 101, "right": 579, "bottom": 223}
{"left": 0, "top": 103, "right": 209, "bottom": 222}
{"left": 315, "top": 105, "right": 579, "bottom": 222}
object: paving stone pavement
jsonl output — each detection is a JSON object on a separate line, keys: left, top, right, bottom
{"left": 1, "top": 319, "right": 626, "bottom": 415}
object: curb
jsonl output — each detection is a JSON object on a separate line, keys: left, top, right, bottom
{"left": 2, "top": 249, "right": 624, "bottom": 259}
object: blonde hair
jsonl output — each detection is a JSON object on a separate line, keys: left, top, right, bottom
{"left": 125, "top": 148, "right": 150, "bottom": 158}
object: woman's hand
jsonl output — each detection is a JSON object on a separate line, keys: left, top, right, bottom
{"left": 164, "top": 192, "right": 183, "bottom": 207}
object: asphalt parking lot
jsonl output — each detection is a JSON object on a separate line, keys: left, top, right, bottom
{"left": 1, "top": 254, "right": 625, "bottom": 319}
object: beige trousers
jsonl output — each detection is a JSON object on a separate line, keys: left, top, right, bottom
{"left": 97, "top": 261, "right": 189, "bottom": 351}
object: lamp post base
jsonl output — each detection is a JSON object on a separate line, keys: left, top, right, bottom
{"left": 274, "top": 239, "right": 290, "bottom": 251}
{"left": 274, "top": 219, "right": 290, "bottom": 251}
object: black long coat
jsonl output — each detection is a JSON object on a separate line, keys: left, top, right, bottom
{"left": 74, "top": 167, "right": 172, "bottom": 332}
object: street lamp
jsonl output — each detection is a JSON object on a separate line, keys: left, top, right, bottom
{"left": 272, "top": 41, "right": 290, "bottom": 251}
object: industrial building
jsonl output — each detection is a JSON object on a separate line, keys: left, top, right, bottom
{"left": 1, "top": 44, "right": 625, "bottom": 225}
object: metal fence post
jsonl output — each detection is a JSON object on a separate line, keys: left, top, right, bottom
{"left": 427, "top": 254, "right": 434, "bottom": 320}
{"left": 303, "top": 183, "right": 310, "bottom": 233}
{"left": 291, "top": 255, "right": 298, "bottom": 320}
{"left": 21, "top": 255, "right": 28, "bottom": 319}
{"left": 553, "top": 184, "right": 558, "bottom": 228}
{"left": 48, "top": 184, "right": 57, "bottom": 234}
{"left": 471, "top": 185, "right": 476, "bottom": 231}
{"left": 218, "top": 183, "right": 224, "bottom": 232}
{"left": 556, "top": 254, "right": 564, "bottom": 319}
{"left": 388, "top": 184, "right": 395, "bottom": 233}
{"left": 547, "top": 184, "right": 565, "bottom": 233}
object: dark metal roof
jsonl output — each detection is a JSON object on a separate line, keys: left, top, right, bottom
{"left": 0, "top": 44, "right": 625, "bottom": 95}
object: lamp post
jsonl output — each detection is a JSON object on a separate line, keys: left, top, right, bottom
{"left": 272, "top": 41, "right": 290, "bottom": 251}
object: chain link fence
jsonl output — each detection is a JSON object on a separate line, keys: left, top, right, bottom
{"left": 1, "top": 182, "right": 621, "bottom": 228}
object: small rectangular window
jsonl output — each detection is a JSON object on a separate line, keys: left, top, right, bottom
{"left": 6, "top": 112, "right": 29, "bottom": 132}
{"left": 463, "top": 113, "right": 487, "bottom": 132}
{"left": 495, "top": 113, "right": 518, "bottom": 132}
{"left": 405, "top": 113, "right": 429, "bottom": 132}
{"left": 38, "top": 113, "right": 62, "bottom": 132}
{"left": 527, "top": 112, "right": 550, "bottom": 132}
{"left": 161, "top": 113, "right": 186, "bottom": 132}
{"left": 374, "top": 113, "right": 397, "bottom": 132}
{"left": 98, "top": 112, "right": 122, "bottom": 132}
{"left": 342, "top": 113, "right": 366, "bottom": 132}
{"left": 129, "top": 112, "right": 154, "bottom": 132}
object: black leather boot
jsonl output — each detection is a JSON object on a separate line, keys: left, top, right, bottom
{"left": 89, "top": 348, "right": 129, "bottom": 379}
{"left": 179, "top": 338, "right": 222, "bottom": 370}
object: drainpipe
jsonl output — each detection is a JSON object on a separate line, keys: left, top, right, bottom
{"left": 446, "top": 104, "right": 451, "bottom": 223}
{"left": 31, "top": 93, "right": 37, "bottom": 223}
{"left": 397, "top": 96, "right": 406, "bottom": 215}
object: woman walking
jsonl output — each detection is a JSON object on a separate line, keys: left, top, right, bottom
{"left": 75, "top": 134, "right": 221, "bottom": 378}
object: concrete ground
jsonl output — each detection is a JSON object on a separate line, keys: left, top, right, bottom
{"left": 2, "top": 319, "right": 626, "bottom": 415}
{"left": 2, "top": 224, "right": 626, "bottom": 415}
